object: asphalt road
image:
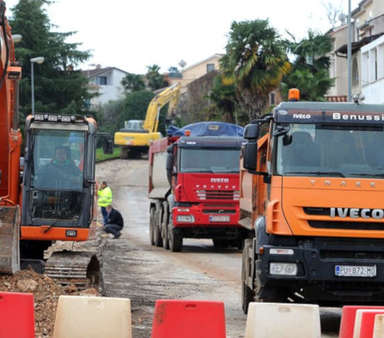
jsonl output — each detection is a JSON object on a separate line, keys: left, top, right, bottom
{"left": 96, "top": 159, "right": 340, "bottom": 338}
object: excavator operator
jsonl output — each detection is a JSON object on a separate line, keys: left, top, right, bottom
{"left": 35, "top": 146, "right": 82, "bottom": 190}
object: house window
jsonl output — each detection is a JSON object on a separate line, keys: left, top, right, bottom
{"left": 206, "top": 63, "right": 215, "bottom": 73}
{"left": 97, "top": 76, "right": 107, "bottom": 85}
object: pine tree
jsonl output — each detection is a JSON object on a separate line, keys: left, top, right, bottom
{"left": 9, "top": 0, "right": 91, "bottom": 117}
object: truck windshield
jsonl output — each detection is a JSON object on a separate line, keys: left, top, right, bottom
{"left": 28, "top": 129, "right": 86, "bottom": 220}
{"left": 180, "top": 148, "right": 240, "bottom": 173}
{"left": 276, "top": 123, "right": 384, "bottom": 178}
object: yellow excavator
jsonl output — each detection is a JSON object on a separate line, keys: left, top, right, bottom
{"left": 114, "top": 83, "right": 181, "bottom": 159}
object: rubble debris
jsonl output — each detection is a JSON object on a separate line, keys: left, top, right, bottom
{"left": 0, "top": 269, "right": 97, "bottom": 338}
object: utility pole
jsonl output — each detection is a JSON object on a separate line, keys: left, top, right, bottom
{"left": 30, "top": 56, "right": 45, "bottom": 114}
{"left": 347, "top": 0, "right": 352, "bottom": 101}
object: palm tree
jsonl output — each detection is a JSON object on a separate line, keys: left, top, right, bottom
{"left": 221, "top": 20, "right": 290, "bottom": 120}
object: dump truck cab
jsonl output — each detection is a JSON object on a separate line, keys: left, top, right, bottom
{"left": 241, "top": 99, "right": 384, "bottom": 313}
{"left": 168, "top": 136, "right": 243, "bottom": 248}
{"left": 149, "top": 121, "right": 245, "bottom": 252}
{"left": 22, "top": 113, "right": 97, "bottom": 242}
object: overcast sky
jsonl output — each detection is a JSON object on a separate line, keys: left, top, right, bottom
{"left": 6, "top": 0, "right": 360, "bottom": 74}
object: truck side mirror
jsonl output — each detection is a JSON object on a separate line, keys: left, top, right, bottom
{"left": 244, "top": 124, "right": 259, "bottom": 140}
{"left": 243, "top": 141, "right": 257, "bottom": 171}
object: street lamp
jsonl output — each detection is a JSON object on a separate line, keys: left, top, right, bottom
{"left": 347, "top": 0, "right": 352, "bottom": 101}
{"left": 30, "top": 56, "right": 44, "bottom": 114}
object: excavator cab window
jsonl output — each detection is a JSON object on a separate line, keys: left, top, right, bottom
{"left": 27, "top": 129, "right": 86, "bottom": 220}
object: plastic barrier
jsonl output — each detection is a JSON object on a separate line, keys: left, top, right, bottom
{"left": 373, "top": 314, "right": 384, "bottom": 338}
{"left": 358, "top": 310, "right": 384, "bottom": 338}
{"left": 52, "top": 295, "right": 132, "bottom": 338}
{"left": 151, "top": 299, "right": 226, "bottom": 338}
{"left": 244, "top": 302, "right": 321, "bottom": 338}
{"left": 0, "top": 292, "right": 34, "bottom": 338}
{"left": 340, "top": 306, "right": 384, "bottom": 338}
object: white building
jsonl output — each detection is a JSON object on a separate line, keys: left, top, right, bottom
{"left": 84, "top": 67, "right": 128, "bottom": 108}
{"left": 361, "top": 34, "right": 384, "bottom": 103}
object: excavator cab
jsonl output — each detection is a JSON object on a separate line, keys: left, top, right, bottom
{"left": 21, "top": 114, "right": 97, "bottom": 240}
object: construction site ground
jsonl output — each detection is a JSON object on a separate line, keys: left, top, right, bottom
{"left": 96, "top": 159, "right": 340, "bottom": 338}
{"left": 0, "top": 158, "right": 340, "bottom": 337}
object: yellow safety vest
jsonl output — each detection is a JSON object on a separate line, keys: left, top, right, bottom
{"left": 98, "top": 186, "right": 112, "bottom": 207}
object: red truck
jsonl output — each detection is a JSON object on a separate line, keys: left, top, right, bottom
{"left": 148, "top": 122, "right": 244, "bottom": 251}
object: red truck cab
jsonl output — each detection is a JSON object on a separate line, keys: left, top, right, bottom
{"left": 148, "top": 122, "right": 245, "bottom": 251}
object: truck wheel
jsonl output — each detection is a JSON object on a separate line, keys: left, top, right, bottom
{"left": 149, "top": 207, "right": 155, "bottom": 245}
{"left": 162, "top": 225, "right": 169, "bottom": 249}
{"left": 162, "top": 203, "right": 169, "bottom": 250}
{"left": 241, "top": 239, "right": 255, "bottom": 314}
{"left": 168, "top": 217, "right": 182, "bottom": 252}
{"left": 242, "top": 282, "right": 254, "bottom": 314}
{"left": 154, "top": 207, "right": 163, "bottom": 247}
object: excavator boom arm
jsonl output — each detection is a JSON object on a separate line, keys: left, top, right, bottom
{"left": 143, "top": 83, "right": 181, "bottom": 133}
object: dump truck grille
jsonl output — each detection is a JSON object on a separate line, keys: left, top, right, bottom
{"left": 205, "top": 190, "right": 234, "bottom": 200}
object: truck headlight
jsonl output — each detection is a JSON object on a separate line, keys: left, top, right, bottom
{"left": 176, "top": 215, "right": 195, "bottom": 223}
{"left": 269, "top": 263, "right": 297, "bottom": 276}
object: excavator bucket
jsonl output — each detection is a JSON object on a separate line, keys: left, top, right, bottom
{"left": 0, "top": 206, "right": 20, "bottom": 274}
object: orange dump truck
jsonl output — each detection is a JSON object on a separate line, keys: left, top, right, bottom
{"left": 240, "top": 97, "right": 384, "bottom": 313}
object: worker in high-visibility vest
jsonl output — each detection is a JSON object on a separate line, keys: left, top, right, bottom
{"left": 98, "top": 181, "right": 112, "bottom": 225}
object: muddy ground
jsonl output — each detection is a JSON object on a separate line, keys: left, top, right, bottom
{"left": 96, "top": 159, "right": 340, "bottom": 338}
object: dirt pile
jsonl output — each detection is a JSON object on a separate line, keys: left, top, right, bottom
{"left": 0, "top": 269, "right": 99, "bottom": 338}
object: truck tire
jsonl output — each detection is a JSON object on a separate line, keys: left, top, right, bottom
{"left": 149, "top": 207, "right": 155, "bottom": 245}
{"left": 154, "top": 207, "right": 163, "bottom": 247}
{"left": 162, "top": 202, "right": 169, "bottom": 250}
{"left": 241, "top": 239, "right": 255, "bottom": 314}
{"left": 168, "top": 217, "right": 182, "bottom": 252}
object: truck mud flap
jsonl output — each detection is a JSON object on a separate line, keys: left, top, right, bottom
{"left": 0, "top": 206, "right": 20, "bottom": 273}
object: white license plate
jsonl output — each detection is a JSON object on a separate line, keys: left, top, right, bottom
{"left": 209, "top": 215, "right": 230, "bottom": 222}
{"left": 335, "top": 265, "right": 377, "bottom": 277}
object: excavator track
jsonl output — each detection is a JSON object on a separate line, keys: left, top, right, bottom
{"left": 44, "top": 251, "right": 101, "bottom": 290}
{"left": 44, "top": 230, "right": 103, "bottom": 291}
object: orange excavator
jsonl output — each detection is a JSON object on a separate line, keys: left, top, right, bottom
{"left": 0, "top": 1, "right": 100, "bottom": 288}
